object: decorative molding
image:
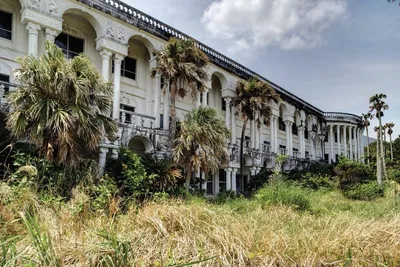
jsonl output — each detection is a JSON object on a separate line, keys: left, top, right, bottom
{"left": 62, "top": 24, "right": 85, "bottom": 39}
{"left": 21, "top": 7, "right": 63, "bottom": 31}
{"left": 103, "top": 21, "right": 128, "bottom": 44}
{"left": 48, "top": 0, "right": 60, "bottom": 15}
{"left": 96, "top": 36, "right": 128, "bottom": 56}
{"left": 120, "top": 92, "right": 138, "bottom": 107}
{"left": 29, "top": 0, "right": 42, "bottom": 10}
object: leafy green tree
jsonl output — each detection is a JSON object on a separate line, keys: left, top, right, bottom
{"left": 6, "top": 42, "right": 117, "bottom": 167}
{"left": 362, "top": 112, "right": 374, "bottom": 165}
{"left": 151, "top": 38, "right": 209, "bottom": 143}
{"left": 385, "top": 122, "right": 395, "bottom": 160}
{"left": 233, "top": 78, "right": 280, "bottom": 187}
{"left": 369, "top": 94, "right": 389, "bottom": 183}
{"left": 174, "top": 106, "right": 230, "bottom": 189}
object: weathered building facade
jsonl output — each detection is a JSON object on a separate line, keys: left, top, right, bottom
{"left": 0, "top": 0, "right": 364, "bottom": 195}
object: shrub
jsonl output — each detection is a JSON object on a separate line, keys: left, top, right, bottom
{"left": 106, "top": 148, "right": 156, "bottom": 200}
{"left": 89, "top": 175, "right": 118, "bottom": 212}
{"left": 214, "top": 190, "right": 239, "bottom": 204}
{"left": 388, "top": 168, "right": 400, "bottom": 184}
{"left": 246, "top": 168, "right": 273, "bottom": 196}
{"left": 255, "top": 181, "right": 311, "bottom": 211}
{"left": 335, "top": 157, "right": 375, "bottom": 192}
{"left": 309, "top": 161, "right": 336, "bottom": 177}
{"left": 300, "top": 173, "right": 335, "bottom": 190}
{"left": 344, "top": 181, "right": 385, "bottom": 201}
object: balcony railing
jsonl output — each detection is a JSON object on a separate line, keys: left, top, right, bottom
{"left": 293, "top": 151, "right": 300, "bottom": 159}
{"left": 324, "top": 112, "right": 362, "bottom": 125}
{"left": 261, "top": 144, "right": 271, "bottom": 154}
{"left": 278, "top": 148, "right": 287, "bottom": 155}
{"left": 120, "top": 109, "right": 156, "bottom": 129}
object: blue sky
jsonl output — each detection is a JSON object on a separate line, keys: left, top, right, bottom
{"left": 124, "top": 0, "right": 400, "bottom": 139}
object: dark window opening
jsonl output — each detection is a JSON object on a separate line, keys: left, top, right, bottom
{"left": 219, "top": 169, "right": 226, "bottom": 192}
{"left": 0, "top": 74, "right": 10, "bottom": 96}
{"left": 206, "top": 172, "right": 213, "bottom": 195}
{"left": 245, "top": 136, "right": 250, "bottom": 149}
{"left": 55, "top": 32, "right": 84, "bottom": 58}
{"left": 292, "top": 124, "right": 298, "bottom": 136}
{"left": 324, "top": 134, "right": 328, "bottom": 143}
{"left": 279, "top": 117, "right": 285, "bottom": 131}
{"left": 305, "top": 129, "right": 309, "bottom": 139}
{"left": 113, "top": 57, "right": 137, "bottom": 80}
{"left": 0, "top": 10, "right": 12, "bottom": 40}
{"left": 222, "top": 98, "right": 226, "bottom": 111}
{"left": 335, "top": 132, "right": 338, "bottom": 143}
{"left": 324, "top": 154, "right": 329, "bottom": 162}
{"left": 293, "top": 148, "right": 299, "bottom": 158}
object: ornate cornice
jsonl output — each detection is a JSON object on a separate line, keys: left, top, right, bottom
{"left": 21, "top": 6, "right": 63, "bottom": 31}
{"left": 96, "top": 36, "right": 128, "bottom": 56}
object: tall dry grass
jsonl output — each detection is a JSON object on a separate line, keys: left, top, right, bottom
{"left": 1, "top": 183, "right": 400, "bottom": 266}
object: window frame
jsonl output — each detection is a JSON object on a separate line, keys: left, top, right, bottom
{"left": 55, "top": 32, "right": 85, "bottom": 59}
{"left": 0, "top": 10, "right": 12, "bottom": 41}
{"left": 0, "top": 74, "right": 10, "bottom": 96}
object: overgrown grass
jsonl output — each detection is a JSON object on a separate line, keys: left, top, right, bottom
{"left": 1, "top": 182, "right": 400, "bottom": 266}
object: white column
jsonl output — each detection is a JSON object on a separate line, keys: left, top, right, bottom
{"left": 153, "top": 73, "right": 162, "bottom": 128}
{"left": 98, "top": 147, "right": 109, "bottom": 177}
{"left": 196, "top": 91, "right": 201, "bottom": 108}
{"left": 100, "top": 49, "right": 112, "bottom": 81}
{"left": 271, "top": 116, "right": 278, "bottom": 153}
{"left": 360, "top": 128, "right": 364, "bottom": 162}
{"left": 250, "top": 167, "right": 256, "bottom": 177}
{"left": 255, "top": 113, "right": 260, "bottom": 150}
{"left": 299, "top": 127, "right": 305, "bottom": 158}
{"left": 26, "top": 22, "right": 41, "bottom": 57}
{"left": 163, "top": 79, "right": 170, "bottom": 130}
{"left": 310, "top": 134, "right": 315, "bottom": 160}
{"left": 201, "top": 171, "right": 207, "bottom": 191}
{"left": 343, "top": 126, "right": 347, "bottom": 158}
{"left": 349, "top": 127, "right": 353, "bottom": 160}
{"left": 355, "top": 128, "right": 359, "bottom": 162}
{"left": 330, "top": 125, "right": 334, "bottom": 162}
{"left": 285, "top": 121, "right": 292, "bottom": 156}
{"left": 112, "top": 54, "right": 124, "bottom": 120}
{"left": 250, "top": 120, "right": 255, "bottom": 149}
{"left": 224, "top": 97, "right": 231, "bottom": 128}
{"left": 202, "top": 89, "right": 208, "bottom": 107}
{"left": 231, "top": 169, "right": 237, "bottom": 192}
{"left": 215, "top": 172, "right": 220, "bottom": 195}
{"left": 353, "top": 127, "right": 357, "bottom": 161}
{"left": 226, "top": 168, "right": 232, "bottom": 191}
{"left": 45, "top": 28, "right": 58, "bottom": 42}
{"left": 231, "top": 105, "right": 236, "bottom": 144}
{"left": 337, "top": 125, "right": 341, "bottom": 157}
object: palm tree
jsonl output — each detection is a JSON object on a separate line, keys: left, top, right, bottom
{"left": 6, "top": 42, "right": 117, "bottom": 167}
{"left": 369, "top": 93, "right": 389, "bottom": 183}
{"left": 234, "top": 78, "right": 280, "bottom": 189}
{"left": 361, "top": 112, "right": 374, "bottom": 165}
{"left": 174, "top": 106, "right": 230, "bottom": 190}
{"left": 151, "top": 38, "right": 209, "bottom": 143}
{"left": 141, "top": 154, "right": 182, "bottom": 191}
{"left": 385, "top": 122, "right": 395, "bottom": 160}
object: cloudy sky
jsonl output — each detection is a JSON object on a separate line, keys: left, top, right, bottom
{"left": 123, "top": 0, "right": 400, "bottom": 138}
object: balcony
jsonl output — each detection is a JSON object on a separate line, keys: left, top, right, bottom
{"left": 261, "top": 144, "right": 272, "bottom": 154}
{"left": 120, "top": 109, "right": 156, "bottom": 129}
{"left": 278, "top": 148, "right": 287, "bottom": 156}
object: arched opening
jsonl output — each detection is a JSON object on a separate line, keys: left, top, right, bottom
{"left": 128, "top": 136, "right": 153, "bottom": 157}
{"left": 56, "top": 9, "right": 101, "bottom": 66}
{"left": 278, "top": 104, "right": 288, "bottom": 132}
{"left": 122, "top": 36, "right": 153, "bottom": 115}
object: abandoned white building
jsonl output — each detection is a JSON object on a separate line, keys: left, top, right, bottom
{"left": 0, "top": 0, "right": 365, "bottom": 195}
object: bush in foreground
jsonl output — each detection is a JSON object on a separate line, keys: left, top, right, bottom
{"left": 255, "top": 181, "right": 311, "bottom": 211}
{"left": 344, "top": 181, "right": 385, "bottom": 201}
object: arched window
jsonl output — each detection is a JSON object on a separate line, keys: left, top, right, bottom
{"left": 55, "top": 33, "right": 84, "bottom": 58}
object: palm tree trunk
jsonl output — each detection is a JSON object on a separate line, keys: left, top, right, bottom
{"left": 376, "top": 134, "right": 382, "bottom": 184}
{"left": 240, "top": 118, "right": 248, "bottom": 194}
{"left": 390, "top": 134, "right": 393, "bottom": 161}
{"left": 378, "top": 114, "right": 388, "bottom": 181}
{"left": 185, "top": 166, "right": 192, "bottom": 190}
{"left": 366, "top": 127, "right": 370, "bottom": 165}
{"left": 169, "top": 79, "right": 177, "bottom": 143}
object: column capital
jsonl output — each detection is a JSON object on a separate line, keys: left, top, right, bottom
{"left": 284, "top": 121, "right": 293, "bottom": 126}
{"left": 114, "top": 53, "right": 125, "bottom": 63}
{"left": 45, "top": 28, "right": 58, "bottom": 42}
{"left": 224, "top": 96, "right": 232, "bottom": 103}
{"left": 100, "top": 49, "right": 113, "bottom": 59}
{"left": 26, "top": 22, "right": 41, "bottom": 35}
{"left": 225, "top": 167, "right": 233, "bottom": 173}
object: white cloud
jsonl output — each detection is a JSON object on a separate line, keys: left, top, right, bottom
{"left": 201, "top": 0, "right": 348, "bottom": 50}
